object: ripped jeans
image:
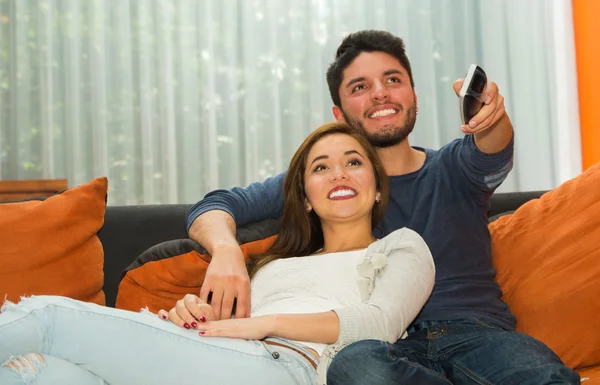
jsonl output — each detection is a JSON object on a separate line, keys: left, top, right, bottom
{"left": 0, "top": 296, "right": 317, "bottom": 385}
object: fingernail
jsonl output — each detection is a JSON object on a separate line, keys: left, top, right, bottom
{"left": 469, "top": 120, "right": 476, "bottom": 128}
{"left": 191, "top": 322, "right": 197, "bottom": 329}
{"left": 161, "top": 314, "right": 167, "bottom": 320}
{"left": 199, "top": 331, "right": 205, "bottom": 335}
{"left": 184, "top": 323, "right": 190, "bottom": 329}
{"left": 486, "top": 96, "right": 492, "bottom": 104}
{"left": 200, "top": 316, "right": 206, "bottom": 323}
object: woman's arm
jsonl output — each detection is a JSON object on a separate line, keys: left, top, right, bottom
{"left": 268, "top": 311, "right": 340, "bottom": 344}
{"left": 332, "top": 227, "right": 435, "bottom": 344}
{"left": 181, "top": 310, "right": 340, "bottom": 343}
{"left": 267, "top": 228, "right": 434, "bottom": 345}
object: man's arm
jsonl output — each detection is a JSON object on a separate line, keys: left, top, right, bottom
{"left": 185, "top": 173, "right": 286, "bottom": 320}
{"left": 185, "top": 173, "right": 286, "bottom": 233}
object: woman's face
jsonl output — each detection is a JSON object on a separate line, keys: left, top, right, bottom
{"left": 303, "top": 133, "right": 379, "bottom": 225}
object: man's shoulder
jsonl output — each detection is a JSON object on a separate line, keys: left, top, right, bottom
{"left": 412, "top": 138, "right": 465, "bottom": 172}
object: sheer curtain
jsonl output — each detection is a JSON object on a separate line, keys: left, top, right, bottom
{"left": 0, "top": 0, "right": 581, "bottom": 205}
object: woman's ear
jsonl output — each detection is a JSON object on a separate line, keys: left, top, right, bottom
{"left": 305, "top": 198, "right": 313, "bottom": 212}
{"left": 375, "top": 192, "right": 381, "bottom": 203}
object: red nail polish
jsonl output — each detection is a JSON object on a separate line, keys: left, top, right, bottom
{"left": 161, "top": 315, "right": 167, "bottom": 320}
{"left": 199, "top": 331, "right": 205, "bottom": 335}
{"left": 191, "top": 322, "right": 197, "bottom": 328}
{"left": 200, "top": 316, "right": 206, "bottom": 323}
{"left": 184, "top": 323, "right": 190, "bottom": 329}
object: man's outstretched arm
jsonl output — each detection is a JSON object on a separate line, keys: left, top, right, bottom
{"left": 185, "top": 173, "right": 286, "bottom": 320}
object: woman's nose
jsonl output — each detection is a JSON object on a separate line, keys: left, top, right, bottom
{"left": 330, "top": 166, "right": 349, "bottom": 181}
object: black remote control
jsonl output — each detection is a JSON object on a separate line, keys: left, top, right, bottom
{"left": 458, "top": 64, "right": 487, "bottom": 125}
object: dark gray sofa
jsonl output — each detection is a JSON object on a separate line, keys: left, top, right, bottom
{"left": 98, "top": 190, "right": 546, "bottom": 308}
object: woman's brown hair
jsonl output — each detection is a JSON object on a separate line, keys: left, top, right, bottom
{"left": 248, "top": 121, "right": 389, "bottom": 279}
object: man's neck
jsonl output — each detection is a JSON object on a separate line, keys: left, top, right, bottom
{"left": 376, "top": 139, "right": 426, "bottom": 176}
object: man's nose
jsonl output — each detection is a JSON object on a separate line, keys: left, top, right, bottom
{"left": 371, "top": 81, "right": 390, "bottom": 102}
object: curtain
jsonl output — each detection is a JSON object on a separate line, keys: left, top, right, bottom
{"left": 0, "top": 0, "right": 581, "bottom": 205}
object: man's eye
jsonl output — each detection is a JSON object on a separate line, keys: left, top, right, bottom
{"left": 386, "top": 77, "right": 400, "bottom": 84}
{"left": 352, "top": 84, "right": 366, "bottom": 93}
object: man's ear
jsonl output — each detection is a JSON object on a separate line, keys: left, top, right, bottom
{"left": 413, "top": 89, "right": 419, "bottom": 112}
{"left": 332, "top": 106, "right": 345, "bottom": 122}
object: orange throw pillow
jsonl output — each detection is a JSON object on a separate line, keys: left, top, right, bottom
{"left": 0, "top": 177, "right": 107, "bottom": 306}
{"left": 117, "top": 236, "right": 277, "bottom": 313}
{"left": 489, "top": 162, "right": 600, "bottom": 369}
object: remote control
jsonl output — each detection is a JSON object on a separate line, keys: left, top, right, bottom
{"left": 458, "top": 64, "right": 487, "bottom": 125}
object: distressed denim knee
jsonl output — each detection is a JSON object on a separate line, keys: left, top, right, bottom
{"left": 1, "top": 353, "right": 46, "bottom": 384}
{"left": 0, "top": 353, "right": 107, "bottom": 385}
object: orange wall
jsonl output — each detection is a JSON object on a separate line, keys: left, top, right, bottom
{"left": 573, "top": 0, "right": 600, "bottom": 169}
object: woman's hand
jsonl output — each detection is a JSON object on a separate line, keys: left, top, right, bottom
{"left": 158, "top": 294, "right": 214, "bottom": 330}
{"left": 198, "top": 315, "right": 275, "bottom": 340}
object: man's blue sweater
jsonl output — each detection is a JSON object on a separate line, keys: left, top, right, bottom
{"left": 186, "top": 135, "right": 516, "bottom": 330}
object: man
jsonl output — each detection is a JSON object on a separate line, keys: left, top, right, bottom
{"left": 185, "top": 30, "right": 578, "bottom": 384}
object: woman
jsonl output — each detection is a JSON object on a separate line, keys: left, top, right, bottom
{"left": 0, "top": 122, "right": 434, "bottom": 385}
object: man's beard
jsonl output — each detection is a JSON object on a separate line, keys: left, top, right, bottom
{"left": 343, "top": 103, "right": 417, "bottom": 148}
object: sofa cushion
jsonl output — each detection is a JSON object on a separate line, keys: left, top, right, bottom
{"left": 116, "top": 218, "right": 279, "bottom": 313}
{"left": 0, "top": 177, "right": 107, "bottom": 306}
{"left": 576, "top": 365, "right": 600, "bottom": 384}
{"left": 489, "top": 162, "right": 600, "bottom": 369}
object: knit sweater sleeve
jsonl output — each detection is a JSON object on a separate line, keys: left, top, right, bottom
{"left": 332, "top": 227, "right": 435, "bottom": 344}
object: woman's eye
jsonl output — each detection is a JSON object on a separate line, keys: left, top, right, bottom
{"left": 348, "top": 159, "right": 363, "bottom": 166}
{"left": 313, "top": 164, "right": 327, "bottom": 172}
{"left": 352, "top": 84, "right": 366, "bottom": 93}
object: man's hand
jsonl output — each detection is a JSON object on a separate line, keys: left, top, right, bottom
{"left": 453, "top": 78, "right": 513, "bottom": 154}
{"left": 453, "top": 78, "right": 506, "bottom": 135}
{"left": 197, "top": 315, "right": 275, "bottom": 340}
{"left": 187, "top": 210, "right": 252, "bottom": 320}
{"left": 200, "top": 243, "right": 251, "bottom": 320}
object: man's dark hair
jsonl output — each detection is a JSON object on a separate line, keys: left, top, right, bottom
{"left": 326, "top": 30, "right": 415, "bottom": 107}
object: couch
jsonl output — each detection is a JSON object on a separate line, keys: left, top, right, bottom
{"left": 2, "top": 179, "right": 599, "bottom": 382}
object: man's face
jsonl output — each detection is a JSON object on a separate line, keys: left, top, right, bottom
{"left": 334, "top": 51, "right": 418, "bottom": 148}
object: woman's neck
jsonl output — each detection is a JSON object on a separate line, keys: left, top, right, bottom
{"left": 318, "top": 218, "right": 375, "bottom": 255}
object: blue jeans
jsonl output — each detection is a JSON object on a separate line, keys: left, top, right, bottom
{"left": 0, "top": 296, "right": 316, "bottom": 385}
{"left": 327, "top": 318, "right": 579, "bottom": 385}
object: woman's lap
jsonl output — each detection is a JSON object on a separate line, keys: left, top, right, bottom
{"left": 0, "top": 296, "right": 315, "bottom": 385}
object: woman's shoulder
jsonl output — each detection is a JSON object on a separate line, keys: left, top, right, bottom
{"left": 373, "top": 227, "right": 426, "bottom": 248}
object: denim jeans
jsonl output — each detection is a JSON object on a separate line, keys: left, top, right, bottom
{"left": 0, "top": 296, "right": 316, "bottom": 385}
{"left": 327, "top": 318, "right": 579, "bottom": 385}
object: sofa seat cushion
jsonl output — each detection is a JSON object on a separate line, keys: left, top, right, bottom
{"left": 489, "top": 162, "right": 600, "bottom": 369}
{"left": 0, "top": 177, "right": 107, "bottom": 306}
{"left": 577, "top": 365, "right": 600, "bottom": 384}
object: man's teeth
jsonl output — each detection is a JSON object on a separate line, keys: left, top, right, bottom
{"left": 370, "top": 109, "right": 397, "bottom": 118}
{"left": 329, "top": 189, "right": 356, "bottom": 198}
